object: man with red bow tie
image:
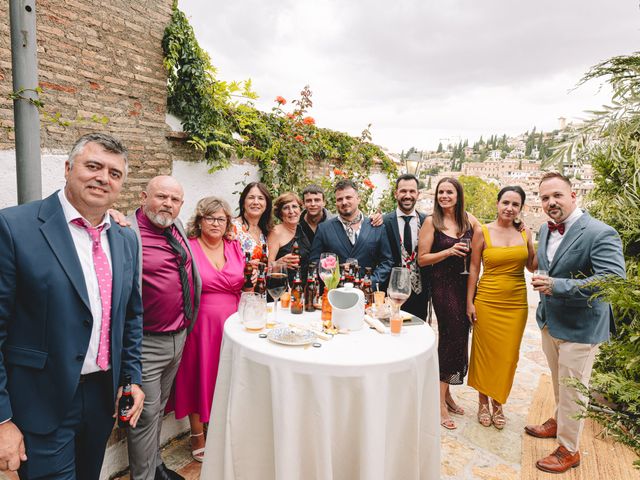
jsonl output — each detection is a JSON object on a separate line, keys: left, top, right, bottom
{"left": 526, "top": 172, "right": 625, "bottom": 473}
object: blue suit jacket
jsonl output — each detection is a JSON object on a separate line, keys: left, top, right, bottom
{"left": 536, "top": 211, "right": 626, "bottom": 344}
{"left": 309, "top": 216, "right": 394, "bottom": 288}
{"left": 0, "top": 192, "right": 143, "bottom": 434}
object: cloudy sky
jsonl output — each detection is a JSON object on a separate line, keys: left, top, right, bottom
{"left": 179, "top": 0, "right": 640, "bottom": 153}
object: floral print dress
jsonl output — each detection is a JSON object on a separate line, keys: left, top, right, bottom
{"left": 231, "top": 218, "right": 268, "bottom": 260}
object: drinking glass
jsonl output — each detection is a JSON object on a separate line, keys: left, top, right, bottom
{"left": 460, "top": 238, "right": 471, "bottom": 275}
{"left": 319, "top": 252, "right": 339, "bottom": 287}
{"left": 238, "top": 292, "right": 262, "bottom": 322}
{"left": 240, "top": 293, "right": 267, "bottom": 331}
{"left": 266, "top": 263, "right": 288, "bottom": 328}
{"left": 387, "top": 267, "right": 411, "bottom": 335}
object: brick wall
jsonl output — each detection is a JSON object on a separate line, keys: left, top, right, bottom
{"left": 0, "top": 0, "right": 193, "bottom": 213}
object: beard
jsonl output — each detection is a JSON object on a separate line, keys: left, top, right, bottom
{"left": 146, "top": 210, "right": 174, "bottom": 228}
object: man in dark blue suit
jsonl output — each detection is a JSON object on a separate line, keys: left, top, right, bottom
{"left": 0, "top": 133, "right": 144, "bottom": 479}
{"left": 309, "top": 179, "right": 394, "bottom": 289}
{"left": 383, "top": 174, "right": 430, "bottom": 320}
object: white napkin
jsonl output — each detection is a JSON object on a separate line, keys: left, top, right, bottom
{"left": 364, "top": 315, "right": 386, "bottom": 334}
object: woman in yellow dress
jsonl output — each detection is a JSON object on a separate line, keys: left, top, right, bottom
{"left": 466, "top": 186, "right": 537, "bottom": 429}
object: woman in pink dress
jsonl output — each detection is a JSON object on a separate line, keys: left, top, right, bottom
{"left": 170, "top": 196, "right": 249, "bottom": 462}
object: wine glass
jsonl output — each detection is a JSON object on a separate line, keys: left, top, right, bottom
{"left": 460, "top": 238, "right": 471, "bottom": 275}
{"left": 387, "top": 267, "right": 411, "bottom": 335}
{"left": 266, "top": 263, "right": 288, "bottom": 327}
{"left": 319, "top": 252, "right": 339, "bottom": 288}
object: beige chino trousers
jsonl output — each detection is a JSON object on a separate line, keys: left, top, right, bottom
{"left": 540, "top": 326, "right": 599, "bottom": 453}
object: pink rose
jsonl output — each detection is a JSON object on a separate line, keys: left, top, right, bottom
{"left": 321, "top": 255, "right": 337, "bottom": 270}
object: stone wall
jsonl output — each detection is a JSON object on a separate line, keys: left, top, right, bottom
{"left": 0, "top": 0, "right": 192, "bottom": 212}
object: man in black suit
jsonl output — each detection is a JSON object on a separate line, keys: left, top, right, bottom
{"left": 383, "top": 174, "right": 430, "bottom": 319}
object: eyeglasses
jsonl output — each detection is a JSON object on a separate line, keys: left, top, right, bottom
{"left": 202, "top": 216, "right": 227, "bottom": 225}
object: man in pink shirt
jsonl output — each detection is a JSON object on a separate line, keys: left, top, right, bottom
{"left": 126, "top": 176, "right": 202, "bottom": 480}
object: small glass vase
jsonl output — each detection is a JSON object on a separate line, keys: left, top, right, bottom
{"left": 321, "top": 289, "right": 333, "bottom": 329}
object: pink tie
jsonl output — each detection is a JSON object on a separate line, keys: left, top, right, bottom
{"left": 72, "top": 218, "right": 112, "bottom": 370}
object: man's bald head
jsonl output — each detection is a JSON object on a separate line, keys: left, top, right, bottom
{"left": 141, "top": 175, "right": 185, "bottom": 228}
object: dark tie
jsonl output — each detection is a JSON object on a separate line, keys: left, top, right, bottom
{"left": 547, "top": 221, "right": 566, "bottom": 235}
{"left": 162, "top": 228, "right": 194, "bottom": 322}
{"left": 402, "top": 216, "right": 413, "bottom": 254}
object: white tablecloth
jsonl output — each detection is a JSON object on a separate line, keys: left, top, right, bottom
{"left": 201, "top": 308, "right": 441, "bottom": 480}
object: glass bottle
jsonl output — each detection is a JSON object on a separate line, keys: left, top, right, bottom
{"left": 304, "top": 272, "right": 316, "bottom": 312}
{"left": 290, "top": 269, "right": 304, "bottom": 314}
{"left": 243, "top": 252, "right": 254, "bottom": 290}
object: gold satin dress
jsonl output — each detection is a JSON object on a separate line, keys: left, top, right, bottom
{"left": 468, "top": 225, "right": 528, "bottom": 404}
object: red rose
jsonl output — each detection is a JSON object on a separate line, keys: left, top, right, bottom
{"left": 294, "top": 134, "right": 304, "bottom": 142}
{"left": 303, "top": 116, "right": 315, "bottom": 125}
{"left": 364, "top": 178, "right": 374, "bottom": 189}
{"left": 333, "top": 167, "right": 345, "bottom": 176}
{"left": 286, "top": 113, "right": 295, "bottom": 119}
{"left": 275, "top": 96, "right": 287, "bottom": 105}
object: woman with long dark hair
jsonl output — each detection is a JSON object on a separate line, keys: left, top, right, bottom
{"left": 466, "top": 186, "right": 536, "bottom": 429}
{"left": 418, "top": 177, "right": 481, "bottom": 430}
{"left": 232, "top": 182, "right": 274, "bottom": 264}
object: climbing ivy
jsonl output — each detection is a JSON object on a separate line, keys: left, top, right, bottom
{"left": 162, "top": 3, "right": 396, "bottom": 203}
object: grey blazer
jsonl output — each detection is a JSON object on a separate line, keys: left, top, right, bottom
{"left": 128, "top": 211, "right": 202, "bottom": 332}
{"left": 536, "top": 211, "right": 626, "bottom": 344}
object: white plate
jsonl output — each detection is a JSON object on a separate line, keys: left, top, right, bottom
{"left": 268, "top": 326, "right": 316, "bottom": 346}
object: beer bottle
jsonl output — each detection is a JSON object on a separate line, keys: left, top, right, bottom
{"left": 304, "top": 272, "right": 316, "bottom": 312}
{"left": 260, "top": 243, "right": 268, "bottom": 266}
{"left": 362, "top": 267, "right": 374, "bottom": 309}
{"left": 290, "top": 269, "right": 304, "bottom": 314}
{"left": 118, "top": 375, "right": 134, "bottom": 428}
{"left": 353, "top": 265, "right": 362, "bottom": 289}
{"left": 311, "top": 265, "right": 323, "bottom": 309}
{"left": 243, "top": 252, "right": 254, "bottom": 290}
{"left": 255, "top": 263, "right": 267, "bottom": 298}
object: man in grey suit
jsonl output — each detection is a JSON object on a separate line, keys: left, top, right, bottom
{"left": 126, "top": 176, "right": 202, "bottom": 480}
{"left": 526, "top": 172, "right": 625, "bottom": 473}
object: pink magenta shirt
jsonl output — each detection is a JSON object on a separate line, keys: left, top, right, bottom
{"left": 137, "top": 208, "right": 195, "bottom": 332}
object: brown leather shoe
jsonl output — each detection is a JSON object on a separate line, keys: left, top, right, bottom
{"left": 524, "top": 417, "right": 557, "bottom": 438}
{"left": 536, "top": 446, "right": 580, "bottom": 473}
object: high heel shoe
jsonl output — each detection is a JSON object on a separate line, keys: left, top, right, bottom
{"left": 190, "top": 432, "right": 205, "bottom": 462}
{"left": 491, "top": 402, "right": 506, "bottom": 430}
{"left": 445, "top": 399, "right": 465, "bottom": 416}
{"left": 477, "top": 403, "right": 492, "bottom": 427}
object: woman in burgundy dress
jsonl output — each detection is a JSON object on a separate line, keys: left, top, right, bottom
{"left": 169, "top": 197, "right": 252, "bottom": 462}
{"left": 418, "top": 177, "right": 481, "bottom": 430}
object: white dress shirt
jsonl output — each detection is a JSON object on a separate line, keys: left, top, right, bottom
{"left": 547, "top": 207, "right": 583, "bottom": 264}
{"left": 58, "top": 190, "right": 113, "bottom": 374}
{"left": 395, "top": 208, "right": 419, "bottom": 252}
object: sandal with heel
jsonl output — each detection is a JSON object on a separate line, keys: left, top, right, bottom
{"left": 445, "top": 399, "right": 465, "bottom": 416}
{"left": 491, "top": 403, "right": 506, "bottom": 430}
{"left": 190, "top": 432, "right": 205, "bottom": 462}
{"left": 477, "top": 403, "right": 492, "bottom": 427}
